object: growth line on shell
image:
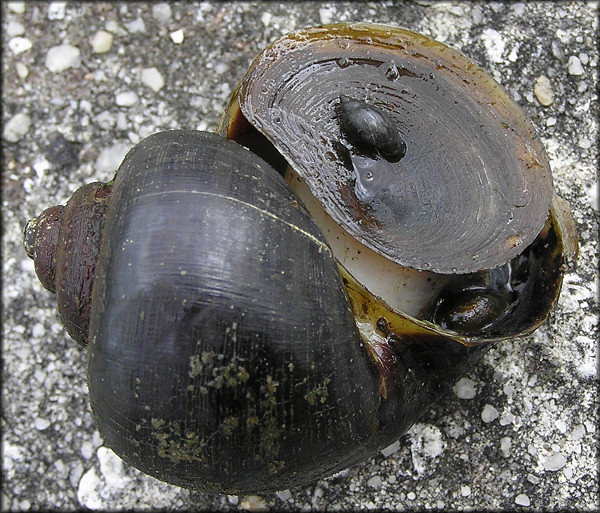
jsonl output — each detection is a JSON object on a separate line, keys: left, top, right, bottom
{"left": 144, "top": 189, "right": 333, "bottom": 255}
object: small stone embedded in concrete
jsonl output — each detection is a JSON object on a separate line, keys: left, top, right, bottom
{"left": 115, "top": 91, "right": 139, "bottom": 107}
{"left": 481, "top": 27, "right": 505, "bottom": 63}
{"left": 3, "top": 112, "right": 31, "bottom": 142}
{"left": 275, "top": 489, "right": 292, "bottom": 501}
{"left": 126, "top": 17, "right": 146, "bottom": 33}
{"left": 16, "top": 62, "right": 29, "bottom": 79}
{"left": 141, "top": 67, "right": 165, "bottom": 92}
{"left": 8, "top": 36, "right": 32, "bottom": 55}
{"left": 48, "top": 2, "right": 67, "bottom": 20}
{"left": 97, "top": 447, "right": 129, "bottom": 489}
{"left": 453, "top": 377, "right": 477, "bottom": 399}
{"left": 34, "top": 418, "right": 51, "bottom": 430}
{"left": 95, "top": 142, "right": 132, "bottom": 174}
{"left": 567, "top": 55, "right": 584, "bottom": 75}
{"left": 170, "top": 29, "right": 184, "bottom": 44}
{"left": 381, "top": 439, "right": 401, "bottom": 457}
{"left": 461, "top": 485, "right": 471, "bottom": 497}
{"left": 500, "top": 436, "right": 512, "bottom": 457}
{"left": 152, "top": 3, "right": 172, "bottom": 23}
{"left": 534, "top": 75, "right": 555, "bottom": 106}
{"left": 45, "top": 44, "right": 81, "bottom": 72}
{"left": 515, "top": 493, "right": 531, "bottom": 506}
{"left": 367, "top": 475, "right": 383, "bottom": 489}
{"left": 481, "top": 404, "right": 499, "bottom": 423}
{"left": 543, "top": 452, "right": 567, "bottom": 471}
{"left": 7, "top": 2, "right": 25, "bottom": 13}
{"left": 91, "top": 30, "right": 113, "bottom": 54}
{"left": 240, "top": 495, "right": 267, "bottom": 511}
{"left": 7, "top": 20, "right": 25, "bottom": 37}
{"left": 77, "top": 467, "right": 103, "bottom": 509}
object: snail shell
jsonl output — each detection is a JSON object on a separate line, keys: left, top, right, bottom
{"left": 23, "top": 23, "right": 578, "bottom": 494}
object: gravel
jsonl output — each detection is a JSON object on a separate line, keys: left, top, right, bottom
{"left": 2, "top": 2, "right": 598, "bottom": 511}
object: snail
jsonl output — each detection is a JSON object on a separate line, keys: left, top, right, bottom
{"left": 24, "top": 24, "right": 577, "bottom": 493}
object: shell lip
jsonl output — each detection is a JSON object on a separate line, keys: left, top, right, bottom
{"left": 234, "top": 22, "right": 555, "bottom": 275}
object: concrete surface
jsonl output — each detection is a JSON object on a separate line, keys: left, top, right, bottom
{"left": 2, "top": 2, "right": 598, "bottom": 511}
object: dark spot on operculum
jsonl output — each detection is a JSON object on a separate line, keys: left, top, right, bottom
{"left": 336, "top": 95, "right": 407, "bottom": 162}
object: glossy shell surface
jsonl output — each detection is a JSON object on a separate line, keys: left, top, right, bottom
{"left": 87, "top": 130, "right": 382, "bottom": 492}
{"left": 224, "top": 23, "right": 554, "bottom": 274}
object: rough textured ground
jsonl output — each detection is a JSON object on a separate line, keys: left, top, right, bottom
{"left": 2, "top": 2, "right": 598, "bottom": 511}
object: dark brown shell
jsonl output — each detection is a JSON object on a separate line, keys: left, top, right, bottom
{"left": 221, "top": 23, "right": 554, "bottom": 274}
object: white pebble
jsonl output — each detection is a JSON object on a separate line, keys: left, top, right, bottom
{"left": 567, "top": 55, "right": 584, "bottom": 76}
{"left": 534, "top": 75, "right": 554, "bottom": 106}
{"left": 555, "top": 419, "right": 568, "bottom": 433}
{"left": 569, "top": 424, "right": 586, "bottom": 441}
{"left": 461, "top": 485, "right": 471, "bottom": 497}
{"left": 141, "top": 67, "right": 165, "bottom": 92}
{"left": 240, "top": 495, "right": 267, "bottom": 511}
{"left": 579, "top": 52, "right": 589, "bottom": 65}
{"left": 8, "top": 2, "right": 25, "bottom": 14}
{"left": 367, "top": 475, "right": 382, "bottom": 489}
{"left": 500, "top": 436, "right": 512, "bottom": 457}
{"left": 97, "top": 446, "right": 128, "bottom": 488}
{"left": 152, "top": 3, "right": 172, "bottom": 23}
{"left": 104, "top": 20, "right": 122, "bottom": 34}
{"left": 48, "top": 2, "right": 67, "bottom": 20}
{"left": 319, "top": 6, "right": 335, "bottom": 24}
{"left": 381, "top": 439, "right": 400, "bottom": 457}
{"left": 481, "top": 28, "right": 505, "bottom": 63}
{"left": 546, "top": 116, "right": 557, "bottom": 127}
{"left": 453, "top": 377, "right": 477, "bottom": 399}
{"left": 91, "top": 30, "right": 113, "bottom": 54}
{"left": 7, "top": 20, "right": 25, "bottom": 37}
{"left": 481, "top": 404, "right": 499, "bottom": 423}
{"left": 115, "top": 91, "right": 139, "bottom": 107}
{"left": 578, "top": 138, "right": 591, "bottom": 149}
{"left": 15, "top": 62, "right": 29, "bottom": 80}
{"left": 81, "top": 441, "right": 95, "bottom": 459}
{"left": 543, "top": 452, "right": 567, "bottom": 471}
{"left": 96, "top": 110, "right": 116, "bottom": 130}
{"left": 3, "top": 112, "right": 31, "bottom": 142}
{"left": 95, "top": 142, "right": 132, "bottom": 174}
{"left": 261, "top": 12, "right": 272, "bottom": 27}
{"left": 126, "top": 17, "right": 146, "bottom": 33}
{"left": 275, "top": 489, "right": 291, "bottom": 501}
{"left": 407, "top": 492, "right": 416, "bottom": 500}
{"left": 8, "top": 36, "right": 32, "bottom": 55}
{"left": 32, "top": 323, "right": 45, "bottom": 337}
{"left": 515, "top": 493, "right": 531, "bottom": 507}
{"left": 77, "top": 468, "right": 103, "bottom": 510}
{"left": 45, "top": 44, "right": 81, "bottom": 72}
{"left": 170, "top": 29, "right": 184, "bottom": 44}
{"left": 34, "top": 418, "right": 51, "bottom": 430}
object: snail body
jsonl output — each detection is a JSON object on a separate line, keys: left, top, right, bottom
{"left": 24, "top": 23, "right": 577, "bottom": 493}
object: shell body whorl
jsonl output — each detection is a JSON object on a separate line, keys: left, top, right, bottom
{"left": 87, "top": 130, "right": 383, "bottom": 491}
